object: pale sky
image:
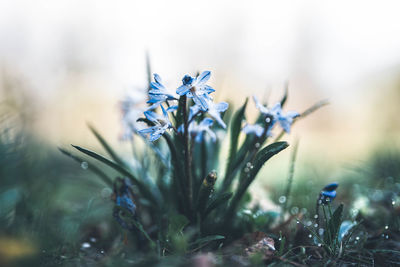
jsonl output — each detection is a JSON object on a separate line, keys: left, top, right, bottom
{"left": 1, "top": 0, "right": 400, "bottom": 96}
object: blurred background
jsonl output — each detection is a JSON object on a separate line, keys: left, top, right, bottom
{"left": 1, "top": 0, "right": 400, "bottom": 163}
{"left": 1, "top": 0, "right": 400, "bottom": 264}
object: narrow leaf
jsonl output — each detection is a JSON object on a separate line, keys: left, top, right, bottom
{"left": 71, "top": 145, "right": 157, "bottom": 205}
{"left": 252, "top": 142, "right": 290, "bottom": 178}
{"left": 221, "top": 98, "right": 248, "bottom": 192}
{"left": 227, "top": 142, "right": 289, "bottom": 218}
{"left": 330, "top": 204, "right": 344, "bottom": 240}
{"left": 58, "top": 147, "right": 113, "bottom": 186}
{"left": 189, "top": 235, "right": 225, "bottom": 247}
{"left": 87, "top": 123, "right": 126, "bottom": 167}
{"left": 203, "top": 192, "right": 233, "bottom": 218}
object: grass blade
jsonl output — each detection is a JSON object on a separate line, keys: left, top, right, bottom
{"left": 87, "top": 123, "right": 126, "bottom": 167}
{"left": 71, "top": 145, "right": 158, "bottom": 205}
{"left": 227, "top": 142, "right": 289, "bottom": 218}
{"left": 273, "top": 99, "right": 329, "bottom": 142}
{"left": 58, "top": 147, "right": 113, "bottom": 186}
{"left": 221, "top": 98, "right": 248, "bottom": 192}
{"left": 203, "top": 192, "right": 233, "bottom": 218}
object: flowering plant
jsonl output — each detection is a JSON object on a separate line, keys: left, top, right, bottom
{"left": 60, "top": 70, "right": 326, "bottom": 254}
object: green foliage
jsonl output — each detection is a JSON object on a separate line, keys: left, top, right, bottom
{"left": 222, "top": 98, "right": 248, "bottom": 192}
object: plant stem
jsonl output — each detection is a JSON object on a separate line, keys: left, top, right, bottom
{"left": 182, "top": 96, "right": 193, "bottom": 217}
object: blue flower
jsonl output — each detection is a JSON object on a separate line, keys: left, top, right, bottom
{"left": 276, "top": 108, "right": 300, "bottom": 133}
{"left": 320, "top": 182, "right": 339, "bottom": 204}
{"left": 119, "top": 89, "right": 147, "bottom": 140}
{"left": 252, "top": 96, "right": 300, "bottom": 133}
{"left": 147, "top": 73, "right": 178, "bottom": 110}
{"left": 113, "top": 178, "right": 136, "bottom": 230}
{"left": 178, "top": 118, "right": 217, "bottom": 142}
{"left": 189, "top": 96, "right": 229, "bottom": 128}
{"left": 138, "top": 106, "right": 172, "bottom": 141}
{"left": 176, "top": 71, "right": 215, "bottom": 111}
{"left": 192, "top": 118, "right": 217, "bottom": 142}
{"left": 242, "top": 124, "right": 267, "bottom": 137}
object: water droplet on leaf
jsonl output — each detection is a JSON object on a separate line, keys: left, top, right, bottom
{"left": 81, "top": 242, "right": 91, "bottom": 249}
{"left": 81, "top": 162, "right": 89, "bottom": 170}
{"left": 279, "top": 196, "right": 286, "bottom": 204}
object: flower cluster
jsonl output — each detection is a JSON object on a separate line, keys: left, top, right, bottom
{"left": 124, "top": 71, "right": 229, "bottom": 142}
{"left": 242, "top": 96, "right": 300, "bottom": 137}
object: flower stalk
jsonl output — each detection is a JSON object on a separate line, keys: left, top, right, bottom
{"left": 182, "top": 95, "right": 193, "bottom": 217}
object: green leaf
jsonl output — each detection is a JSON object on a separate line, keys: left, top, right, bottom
{"left": 175, "top": 96, "right": 186, "bottom": 126}
{"left": 163, "top": 133, "right": 188, "bottom": 213}
{"left": 71, "top": 145, "right": 158, "bottom": 205}
{"left": 330, "top": 204, "right": 343, "bottom": 243}
{"left": 278, "top": 232, "right": 286, "bottom": 256}
{"left": 252, "top": 142, "right": 290, "bottom": 176}
{"left": 324, "top": 203, "right": 343, "bottom": 247}
{"left": 87, "top": 124, "right": 126, "bottom": 167}
{"left": 227, "top": 142, "right": 289, "bottom": 218}
{"left": 221, "top": 98, "right": 248, "bottom": 192}
{"left": 203, "top": 192, "right": 233, "bottom": 218}
{"left": 59, "top": 147, "right": 113, "bottom": 186}
{"left": 227, "top": 98, "right": 248, "bottom": 167}
{"left": 189, "top": 235, "right": 225, "bottom": 247}
{"left": 168, "top": 214, "right": 189, "bottom": 234}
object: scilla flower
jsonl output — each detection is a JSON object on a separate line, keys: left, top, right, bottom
{"left": 119, "top": 89, "right": 147, "bottom": 140}
{"left": 242, "top": 124, "right": 267, "bottom": 137}
{"left": 189, "top": 95, "right": 229, "bottom": 128}
{"left": 191, "top": 118, "right": 217, "bottom": 142}
{"left": 179, "top": 118, "right": 216, "bottom": 142}
{"left": 252, "top": 96, "right": 300, "bottom": 133}
{"left": 176, "top": 71, "right": 215, "bottom": 111}
{"left": 147, "top": 73, "right": 179, "bottom": 110}
{"left": 319, "top": 182, "right": 339, "bottom": 204}
{"left": 138, "top": 106, "right": 172, "bottom": 141}
{"left": 113, "top": 178, "right": 137, "bottom": 230}
{"left": 275, "top": 107, "right": 300, "bottom": 133}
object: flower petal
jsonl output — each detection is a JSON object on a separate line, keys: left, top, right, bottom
{"left": 196, "top": 71, "right": 211, "bottom": 85}
{"left": 242, "top": 124, "right": 264, "bottom": 137}
{"left": 192, "top": 92, "right": 208, "bottom": 111}
{"left": 214, "top": 102, "right": 229, "bottom": 112}
{"left": 177, "top": 84, "right": 190, "bottom": 95}
{"left": 153, "top": 73, "right": 162, "bottom": 84}
{"left": 200, "top": 118, "right": 214, "bottom": 127}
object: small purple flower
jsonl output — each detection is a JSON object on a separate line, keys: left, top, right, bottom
{"left": 176, "top": 71, "right": 215, "bottom": 111}
{"left": 138, "top": 106, "right": 172, "bottom": 141}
